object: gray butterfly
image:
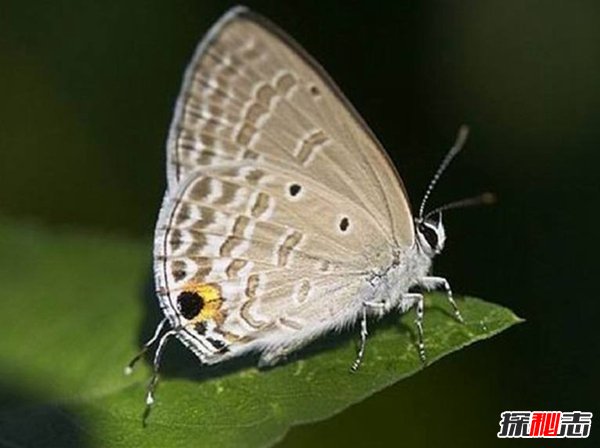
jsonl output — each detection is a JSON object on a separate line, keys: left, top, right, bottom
{"left": 126, "top": 6, "right": 491, "bottom": 408}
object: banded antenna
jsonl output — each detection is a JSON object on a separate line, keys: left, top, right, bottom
{"left": 418, "top": 125, "right": 470, "bottom": 219}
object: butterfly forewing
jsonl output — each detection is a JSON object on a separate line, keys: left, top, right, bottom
{"left": 166, "top": 7, "right": 413, "bottom": 245}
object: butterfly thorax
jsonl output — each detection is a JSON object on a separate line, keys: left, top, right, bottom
{"left": 365, "top": 240, "right": 433, "bottom": 316}
{"left": 369, "top": 214, "right": 448, "bottom": 313}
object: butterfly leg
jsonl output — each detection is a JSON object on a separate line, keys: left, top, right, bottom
{"left": 143, "top": 328, "right": 177, "bottom": 423}
{"left": 350, "top": 301, "right": 384, "bottom": 372}
{"left": 419, "top": 276, "right": 464, "bottom": 323}
{"left": 399, "top": 293, "right": 426, "bottom": 363}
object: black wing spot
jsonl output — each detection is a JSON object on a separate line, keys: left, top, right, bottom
{"left": 339, "top": 217, "right": 349, "bottom": 232}
{"left": 309, "top": 85, "right": 320, "bottom": 97}
{"left": 177, "top": 291, "right": 204, "bottom": 320}
{"left": 289, "top": 183, "right": 302, "bottom": 197}
{"left": 194, "top": 321, "right": 207, "bottom": 335}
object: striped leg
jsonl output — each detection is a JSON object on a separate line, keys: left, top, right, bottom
{"left": 350, "top": 301, "right": 385, "bottom": 372}
{"left": 399, "top": 293, "right": 426, "bottom": 363}
{"left": 351, "top": 304, "right": 369, "bottom": 372}
{"left": 419, "top": 276, "right": 464, "bottom": 323}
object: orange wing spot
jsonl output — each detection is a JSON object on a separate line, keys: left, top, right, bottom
{"left": 182, "top": 282, "right": 225, "bottom": 325}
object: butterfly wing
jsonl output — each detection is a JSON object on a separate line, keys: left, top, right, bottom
{"left": 155, "top": 161, "right": 389, "bottom": 360}
{"left": 156, "top": 7, "right": 414, "bottom": 361}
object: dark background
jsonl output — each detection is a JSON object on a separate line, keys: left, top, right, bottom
{"left": 1, "top": 1, "right": 598, "bottom": 446}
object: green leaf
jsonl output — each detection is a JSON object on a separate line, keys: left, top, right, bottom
{"left": 0, "top": 219, "right": 522, "bottom": 448}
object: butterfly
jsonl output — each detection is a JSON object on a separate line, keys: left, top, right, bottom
{"left": 126, "top": 6, "right": 493, "bottom": 409}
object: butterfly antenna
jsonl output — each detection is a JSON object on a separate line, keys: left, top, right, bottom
{"left": 124, "top": 317, "right": 170, "bottom": 375}
{"left": 424, "top": 192, "right": 496, "bottom": 220}
{"left": 143, "top": 328, "right": 177, "bottom": 426}
{"left": 418, "top": 125, "right": 470, "bottom": 219}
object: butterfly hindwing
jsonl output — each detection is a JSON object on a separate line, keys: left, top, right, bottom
{"left": 155, "top": 161, "right": 386, "bottom": 360}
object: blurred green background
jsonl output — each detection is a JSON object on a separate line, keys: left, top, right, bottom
{"left": 1, "top": 1, "right": 598, "bottom": 446}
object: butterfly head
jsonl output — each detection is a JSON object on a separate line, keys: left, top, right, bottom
{"left": 415, "top": 212, "right": 446, "bottom": 257}
{"left": 414, "top": 126, "right": 469, "bottom": 258}
{"left": 414, "top": 125, "right": 495, "bottom": 258}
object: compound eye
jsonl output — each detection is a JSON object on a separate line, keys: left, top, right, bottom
{"left": 419, "top": 223, "right": 439, "bottom": 250}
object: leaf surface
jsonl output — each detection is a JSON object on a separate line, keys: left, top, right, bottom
{"left": 0, "top": 219, "right": 522, "bottom": 447}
